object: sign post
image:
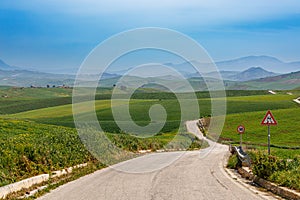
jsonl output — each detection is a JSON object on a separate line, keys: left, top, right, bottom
{"left": 261, "top": 110, "right": 277, "bottom": 155}
{"left": 237, "top": 125, "right": 245, "bottom": 147}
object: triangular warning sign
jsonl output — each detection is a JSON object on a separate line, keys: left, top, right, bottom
{"left": 261, "top": 110, "right": 277, "bottom": 125}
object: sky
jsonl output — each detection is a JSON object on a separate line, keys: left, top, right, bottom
{"left": 0, "top": 0, "right": 300, "bottom": 73}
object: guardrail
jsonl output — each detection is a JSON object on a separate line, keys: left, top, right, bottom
{"left": 229, "top": 145, "right": 251, "bottom": 167}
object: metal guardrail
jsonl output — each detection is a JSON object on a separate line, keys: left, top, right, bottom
{"left": 229, "top": 145, "right": 251, "bottom": 167}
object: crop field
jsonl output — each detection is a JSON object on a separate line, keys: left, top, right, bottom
{"left": 0, "top": 88, "right": 272, "bottom": 114}
{"left": 8, "top": 93, "right": 298, "bottom": 133}
{"left": 0, "top": 119, "right": 94, "bottom": 187}
{"left": 0, "top": 116, "right": 205, "bottom": 187}
{"left": 0, "top": 86, "right": 299, "bottom": 188}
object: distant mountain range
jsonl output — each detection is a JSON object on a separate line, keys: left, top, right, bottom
{"left": 227, "top": 71, "right": 300, "bottom": 90}
{"left": 215, "top": 55, "right": 300, "bottom": 73}
{"left": 0, "top": 56, "right": 299, "bottom": 90}
{"left": 0, "top": 69, "right": 75, "bottom": 87}
{"left": 160, "top": 55, "right": 300, "bottom": 75}
{"left": 200, "top": 67, "right": 278, "bottom": 81}
{"left": 96, "top": 71, "right": 300, "bottom": 91}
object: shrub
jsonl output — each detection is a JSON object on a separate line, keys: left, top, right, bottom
{"left": 251, "top": 152, "right": 282, "bottom": 179}
{"left": 227, "top": 154, "right": 239, "bottom": 169}
{"left": 249, "top": 151, "right": 300, "bottom": 191}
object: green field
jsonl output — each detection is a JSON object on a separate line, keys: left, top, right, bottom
{"left": 0, "top": 119, "right": 94, "bottom": 187}
{"left": 0, "top": 86, "right": 299, "bottom": 189}
{"left": 208, "top": 94, "right": 300, "bottom": 157}
{"left": 0, "top": 117, "right": 205, "bottom": 187}
{"left": 0, "top": 88, "right": 273, "bottom": 115}
{"left": 220, "top": 108, "right": 300, "bottom": 146}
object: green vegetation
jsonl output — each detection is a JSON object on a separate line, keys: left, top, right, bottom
{"left": 227, "top": 71, "right": 300, "bottom": 90}
{"left": 216, "top": 92, "right": 300, "bottom": 191}
{"left": 8, "top": 93, "right": 297, "bottom": 135}
{"left": 0, "top": 88, "right": 271, "bottom": 115}
{"left": 226, "top": 154, "right": 239, "bottom": 169}
{"left": 0, "top": 117, "right": 207, "bottom": 187}
{"left": 250, "top": 151, "right": 300, "bottom": 191}
{"left": 218, "top": 108, "right": 300, "bottom": 148}
{"left": 0, "top": 119, "right": 94, "bottom": 187}
{"left": 5, "top": 162, "right": 104, "bottom": 200}
{"left": 228, "top": 151, "right": 300, "bottom": 191}
{"left": 0, "top": 86, "right": 299, "bottom": 192}
{"left": 0, "top": 87, "right": 113, "bottom": 114}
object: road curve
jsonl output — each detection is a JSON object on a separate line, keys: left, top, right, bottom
{"left": 39, "top": 120, "right": 267, "bottom": 200}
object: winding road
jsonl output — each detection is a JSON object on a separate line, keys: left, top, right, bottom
{"left": 38, "top": 120, "right": 272, "bottom": 200}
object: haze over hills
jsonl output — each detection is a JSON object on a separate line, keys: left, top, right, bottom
{"left": 200, "top": 67, "right": 278, "bottom": 81}
{"left": 215, "top": 55, "right": 300, "bottom": 73}
{"left": 228, "top": 71, "right": 300, "bottom": 90}
{"left": 0, "top": 56, "right": 299, "bottom": 90}
{"left": 226, "top": 67, "right": 278, "bottom": 81}
{"left": 161, "top": 55, "right": 300, "bottom": 75}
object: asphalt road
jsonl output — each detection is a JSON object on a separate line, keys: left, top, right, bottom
{"left": 38, "top": 120, "right": 270, "bottom": 200}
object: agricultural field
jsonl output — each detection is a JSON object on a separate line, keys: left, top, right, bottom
{"left": 220, "top": 108, "right": 300, "bottom": 147}
{"left": 0, "top": 116, "right": 205, "bottom": 187}
{"left": 0, "top": 119, "right": 94, "bottom": 187}
{"left": 0, "top": 86, "right": 299, "bottom": 189}
{"left": 8, "top": 93, "right": 298, "bottom": 132}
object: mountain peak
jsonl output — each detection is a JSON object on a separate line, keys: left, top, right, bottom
{"left": 228, "top": 66, "right": 278, "bottom": 81}
{"left": 244, "top": 66, "right": 267, "bottom": 72}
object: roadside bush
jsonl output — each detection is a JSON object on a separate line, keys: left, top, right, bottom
{"left": 227, "top": 154, "right": 239, "bottom": 169}
{"left": 251, "top": 151, "right": 285, "bottom": 179}
{"left": 270, "top": 167, "right": 300, "bottom": 190}
{"left": 249, "top": 151, "right": 300, "bottom": 191}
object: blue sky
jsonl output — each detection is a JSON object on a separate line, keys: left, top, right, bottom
{"left": 0, "top": 0, "right": 300, "bottom": 73}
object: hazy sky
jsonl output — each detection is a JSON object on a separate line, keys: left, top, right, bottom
{"left": 1, "top": 0, "right": 300, "bottom": 73}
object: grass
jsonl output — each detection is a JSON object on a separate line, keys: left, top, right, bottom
{"left": 0, "top": 119, "right": 94, "bottom": 187}
{"left": 218, "top": 108, "right": 300, "bottom": 147}
{"left": 0, "top": 87, "right": 113, "bottom": 114}
{"left": 7, "top": 93, "right": 298, "bottom": 135}
{"left": 0, "top": 88, "right": 278, "bottom": 115}
{"left": 0, "top": 117, "right": 207, "bottom": 187}
{"left": 1, "top": 87, "right": 299, "bottom": 191}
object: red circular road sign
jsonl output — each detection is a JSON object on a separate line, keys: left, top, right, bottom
{"left": 237, "top": 125, "right": 245, "bottom": 134}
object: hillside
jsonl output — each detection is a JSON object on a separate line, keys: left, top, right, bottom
{"left": 202, "top": 67, "right": 278, "bottom": 81}
{"left": 215, "top": 55, "right": 300, "bottom": 72}
{"left": 227, "top": 67, "right": 278, "bottom": 81}
{"left": 0, "top": 69, "right": 75, "bottom": 87}
{"left": 229, "top": 71, "right": 300, "bottom": 90}
{"left": 0, "top": 56, "right": 299, "bottom": 90}
{"left": 166, "top": 55, "right": 300, "bottom": 74}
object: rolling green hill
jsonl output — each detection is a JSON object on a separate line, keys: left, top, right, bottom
{"left": 8, "top": 93, "right": 298, "bottom": 134}
{"left": 0, "top": 87, "right": 299, "bottom": 189}
{"left": 219, "top": 108, "right": 300, "bottom": 147}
